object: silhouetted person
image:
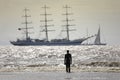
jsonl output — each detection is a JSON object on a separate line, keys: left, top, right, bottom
{"left": 64, "top": 50, "right": 72, "bottom": 73}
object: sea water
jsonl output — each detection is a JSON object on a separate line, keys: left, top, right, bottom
{"left": 0, "top": 45, "right": 120, "bottom": 72}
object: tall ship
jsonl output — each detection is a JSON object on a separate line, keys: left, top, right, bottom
{"left": 10, "top": 5, "right": 104, "bottom": 46}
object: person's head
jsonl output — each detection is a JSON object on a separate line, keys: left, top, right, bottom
{"left": 67, "top": 50, "right": 69, "bottom": 54}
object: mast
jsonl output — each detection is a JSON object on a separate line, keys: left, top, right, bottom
{"left": 63, "top": 5, "right": 75, "bottom": 41}
{"left": 41, "top": 5, "right": 54, "bottom": 41}
{"left": 18, "top": 8, "right": 32, "bottom": 40}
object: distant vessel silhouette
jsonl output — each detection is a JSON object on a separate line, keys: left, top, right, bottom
{"left": 94, "top": 25, "right": 106, "bottom": 45}
{"left": 10, "top": 5, "right": 105, "bottom": 46}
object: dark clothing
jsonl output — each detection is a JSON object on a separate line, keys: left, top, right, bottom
{"left": 66, "top": 64, "right": 70, "bottom": 73}
{"left": 64, "top": 53, "right": 72, "bottom": 73}
{"left": 64, "top": 53, "right": 72, "bottom": 64}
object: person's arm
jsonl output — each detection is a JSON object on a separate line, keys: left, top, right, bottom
{"left": 64, "top": 55, "right": 66, "bottom": 65}
{"left": 70, "top": 54, "right": 72, "bottom": 64}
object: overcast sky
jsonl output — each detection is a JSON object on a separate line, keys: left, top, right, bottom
{"left": 0, "top": 0, "right": 120, "bottom": 45}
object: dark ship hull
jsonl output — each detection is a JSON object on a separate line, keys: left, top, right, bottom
{"left": 10, "top": 41, "right": 82, "bottom": 46}
{"left": 10, "top": 38, "right": 86, "bottom": 46}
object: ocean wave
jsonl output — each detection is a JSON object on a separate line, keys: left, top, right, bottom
{"left": 0, "top": 45, "right": 120, "bottom": 72}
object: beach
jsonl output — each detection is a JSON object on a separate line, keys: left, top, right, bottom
{"left": 0, "top": 72, "right": 120, "bottom": 80}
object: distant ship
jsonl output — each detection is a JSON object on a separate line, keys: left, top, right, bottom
{"left": 94, "top": 26, "right": 106, "bottom": 45}
{"left": 83, "top": 24, "right": 106, "bottom": 45}
{"left": 10, "top": 5, "right": 105, "bottom": 46}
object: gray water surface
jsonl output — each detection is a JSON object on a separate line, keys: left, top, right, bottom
{"left": 0, "top": 72, "right": 120, "bottom": 80}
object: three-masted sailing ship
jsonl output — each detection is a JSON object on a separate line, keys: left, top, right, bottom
{"left": 10, "top": 5, "right": 105, "bottom": 46}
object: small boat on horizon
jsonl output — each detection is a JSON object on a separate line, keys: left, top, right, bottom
{"left": 94, "top": 26, "right": 106, "bottom": 45}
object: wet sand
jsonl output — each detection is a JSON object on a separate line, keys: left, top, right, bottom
{"left": 1, "top": 66, "right": 120, "bottom": 72}
{"left": 0, "top": 72, "right": 120, "bottom": 80}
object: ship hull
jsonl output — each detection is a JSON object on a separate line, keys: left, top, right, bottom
{"left": 10, "top": 41, "right": 83, "bottom": 46}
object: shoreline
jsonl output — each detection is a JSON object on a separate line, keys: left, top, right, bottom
{"left": 0, "top": 66, "right": 120, "bottom": 72}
